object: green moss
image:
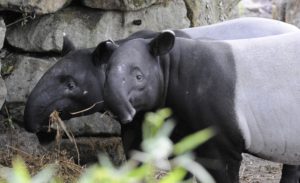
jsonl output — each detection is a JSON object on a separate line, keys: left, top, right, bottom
{"left": 1, "top": 54, "right": 17, "bottom": 79}
{"left": 132, "top": 0, "right": 146, "bottom": 7}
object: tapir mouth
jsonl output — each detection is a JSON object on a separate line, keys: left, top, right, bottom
{"left": 30, "top": 109, "right": 73, "bottom": 133}
{"left": 35, "top": 111, "right": 74, "bottom": 144}
{"left": 109, "top": 96, "right": 136, "bottom": 124}
{"left": 119, "top": 106, "right": 136, "bottom": 124}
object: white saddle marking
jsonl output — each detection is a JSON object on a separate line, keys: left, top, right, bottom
{"left": 230, "top": 32, "right": 300, "bottom": 164}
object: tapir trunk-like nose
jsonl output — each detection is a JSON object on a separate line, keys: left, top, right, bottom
{"left": 23, "top": 91, "right": 52, "bottom": 133}
{"left": 24, "top": 103, "right": 41, "bottom": 133}
{"left": 104, "top": 75, "right": 136, "bottom": 124}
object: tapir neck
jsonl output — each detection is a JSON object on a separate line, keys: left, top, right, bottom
{"left": 92, "top": 64, "right": 106, "bottom": 112}
{"left": 97, "top": 64, "right": 106, "bottom": 91}
{"left": 156, "top": 54, "right": 171, "bottom": 108}
{"left": 158, "top": 38, "right": 240, "bottom": 136}
{"left": 161, "top": 38, "right": 236, "bottom": 94}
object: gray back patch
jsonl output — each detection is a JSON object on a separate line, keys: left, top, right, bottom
{"left": 182, "top": 17, "right": 299, "bottom": 40}
{"left": 229, "top": 32, "right": 300, "bottom": 164}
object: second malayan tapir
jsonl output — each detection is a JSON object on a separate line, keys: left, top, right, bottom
{"left": 102, "top": 31, "right": 300, "bottom": 183}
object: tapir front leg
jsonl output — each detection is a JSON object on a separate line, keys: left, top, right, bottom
{"left": 194, "top": 141, "right": 239, "bottom": 183}
{"left": 280, "top": 164, "right": 300, "bottom": 183}
{"left": 225, "top": 156, "right": 242, "bottom": 183}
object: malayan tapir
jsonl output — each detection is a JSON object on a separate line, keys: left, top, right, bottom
{"left": 23, "top": 17, "right": 300, "bottom": 183}
{"left": 102, "top": 30, "right": 300, "bottom": 183}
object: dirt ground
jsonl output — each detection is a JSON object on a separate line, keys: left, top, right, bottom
{"left": 240, "top": 153, "right": 282, "bottom": 183}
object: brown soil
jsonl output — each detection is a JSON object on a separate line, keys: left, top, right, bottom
{"left": 240, "top": 153, "right": 282, "bottom": 183}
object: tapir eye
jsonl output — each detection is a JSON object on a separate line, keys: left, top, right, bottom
{"left": 67, "top": 81, "right": 76, "bottom": 90}
{"left": 132, "top": 68, "right": 144, "bottom": 82}
{"left": 136, "top": 74, "right": 143, "bottom": 81}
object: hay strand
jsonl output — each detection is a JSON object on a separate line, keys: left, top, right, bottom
{"left": 49, "top": 110, "right": 80, "bottom": 164}
{"left": 70, "top": 101, "right": 103, "bottom": 115}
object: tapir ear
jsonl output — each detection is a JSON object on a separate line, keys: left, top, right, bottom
{"left": 62, "top": 36, "right": 76, "bottom": 56}
{"left": 92, "top": 40, "right": 119, "bottom": 66}
{"left": 149, "top": 30, "right": 175, "bottom": 56}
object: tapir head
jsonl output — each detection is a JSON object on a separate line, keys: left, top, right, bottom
{"left": 104, "top": 31, "right": 176, "bottom": 123}
{"left": 23, "top": 38, "right": 117, "bottom": 133}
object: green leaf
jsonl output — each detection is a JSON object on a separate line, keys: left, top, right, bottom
{"left": 173, "top": 128, "right": 215, "bottom": 155}
{"left": 9, "top": 157, "right": 31, "bottom": 183}
{"left": 159, "top": 167, "right": 186, "bottom": 183}
{"left": 143, "top": 108, "right": 172, "bottom": 140}
{"left": 156, "top": 121, "right": 175, "bottom": 139}
{"left": 174, "top": 155, "right": 215, "bottom": 183}
{"left": 98, "top": 154, "right": 114, "bottom": 169}
{"left": 31, "top": 164, "right": 57, "bottom": 183}
{"left": 142, "top": 136, "right": 173, "bottom": 159}
{"left": 127, "top": 164, "right": 152, "bottom": 181}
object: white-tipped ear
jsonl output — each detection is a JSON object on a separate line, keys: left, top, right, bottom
{"left": 162, "top": 30, "right": 175, "bottom": 36}
{"left": 92, "top": 40, "right": 119, "bottom": 66}
{"left": 149, "top": 30, "right": 175, "bottom": 56}
{"left": 62, "top": 34, "right": 76, "bottom": 55}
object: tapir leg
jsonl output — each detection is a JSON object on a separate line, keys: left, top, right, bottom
{"left": 280, "top": 164, "right": 300, "bottom": 183}
{"left": 225, "top": 156, "right": 242, "bottom": 183}
{"left": 195, "top": 141, "right": 234, "bottom": 183}
{"left": 121, "top": 112, "right": 146, "bottom": 157}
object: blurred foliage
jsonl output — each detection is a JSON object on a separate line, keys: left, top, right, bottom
{"left": 0, "top": 108, "right": 215, "bottom": 183}
{"left": 0, "top": 156, "right": 59, "bottom": 183}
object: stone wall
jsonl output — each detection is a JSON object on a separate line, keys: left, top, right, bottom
{"left": 0, "top": 0, "right": 240, "bottom": 166}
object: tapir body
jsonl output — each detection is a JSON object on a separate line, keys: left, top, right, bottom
{"left": 103, "top": 32, "right": 300, "bottom": 182}
{"left": 23, "top": 17, "right": 300, "bottom": 183}
{"left": 182, "top": 17, "right": 299, "bottom": 39}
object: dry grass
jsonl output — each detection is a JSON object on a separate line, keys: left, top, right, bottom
{"left": 0, "top": 110, "right": 87, "bottom": 181}
{"left": 0, "top": 105, "right": 112, "bottom": 181}
{"left": 49, "top": 110, "right": 80, "bottom": 165}
{"left": 0, "top": 146, "right": 84, "bottom": 182}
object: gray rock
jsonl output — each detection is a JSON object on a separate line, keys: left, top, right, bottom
{"left": 0, "top": 78, "right": 7, "bottom": 109}
{"left": 6, "top": 1, "right": 189, "bottom": 52}
{"left": 184, "top": 0, "right": 240, "bottom": 26}
{"left": 0, "top": 127, "right": 46, "bottom": 155}
{"left": 63, "top": 113, "right": 121, "bottom": 136}
{"left": 273, "top": 0, "right": 286, "bottom": 21}
{"left": 0, "top": 114, "right": 124, "bottom": 166}
{"left": 0, "top": 0, "right": 72, "bottom": 15}
{"left": 4, "top": 54, "right": 57, "bottom": 103}
{"left": 122, "top": 0, "right": 189, "bottom": 31}
{"left": 273, "top": 0, "right": 300, "bottom": 28}
{"left": 44, "top": 137, "right": 126, "bottom": 165}
{"left": 81, "top": 0, "right": 167, "bottom": 11}
{"left": 5, "top": 103, "right": 25, "bottom": 125}
{"left": 0, "top": 49, "right": 7, "bottom": 109}
{"left": 230, "top": 0, "right": 272, "bottom": 19}
{"left": 0, "top": 17, "right": 5, "bottom": 49}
